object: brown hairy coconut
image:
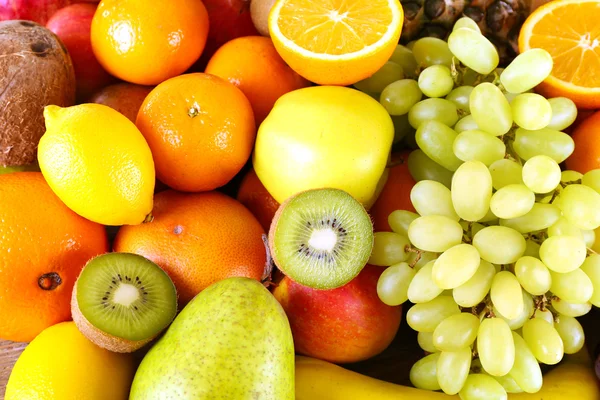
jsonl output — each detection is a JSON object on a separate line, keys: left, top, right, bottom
{"left": 0, "top": 20, "right": 75, "bottom": 167}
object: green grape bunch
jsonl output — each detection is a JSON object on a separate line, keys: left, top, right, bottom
{"left": 355, "top": 16, "right": 600, "bottom": 400}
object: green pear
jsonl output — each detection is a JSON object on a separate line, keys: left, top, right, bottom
{"left": 129, "top": 277, "right": 295, "bottom": 400}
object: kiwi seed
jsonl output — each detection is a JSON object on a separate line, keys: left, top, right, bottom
{"left": 268, "top": 188, "right": 374, "bottom": 290}
{"left": 71, "top": 252, "right": 178, "bottom": 353}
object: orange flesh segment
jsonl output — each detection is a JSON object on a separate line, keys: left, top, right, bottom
{"left": 527, "top": 1, "right": 600, "bottom": 88}
{"left": 276, "top": 0, "right": 394, "bottom": 55}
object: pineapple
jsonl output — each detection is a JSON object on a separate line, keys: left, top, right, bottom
{"left": 399, "top": 0, "right": 550, "bottom": 64}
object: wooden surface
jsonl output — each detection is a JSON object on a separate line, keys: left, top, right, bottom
{"left": 0, "top": 307, "right": 598, "bottom": 398}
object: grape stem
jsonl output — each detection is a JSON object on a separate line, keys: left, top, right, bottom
{"left": 406, "top": 247, "right": 423, "bottom": 268}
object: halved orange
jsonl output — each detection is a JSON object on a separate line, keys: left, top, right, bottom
{"left": 519, "top": 0, "right": 600, "bottom": 109}
{"left": 268, "top": 0, "right": 404, "bottom": 86}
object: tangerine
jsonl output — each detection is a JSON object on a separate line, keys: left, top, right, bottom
{"left": 205, "top": 36, "right": 310, "bottom": 124}
{"left": 0, "top": 172, "right": 108, "bottom": 342}
{"left": 91, "top": 0, "right": 209, "bottom": 85}
{"left": 113, "top": 190, "right": 267, "bottom": 306}
{"left": 136, "top": 73, "right": 256, "bottom": 193}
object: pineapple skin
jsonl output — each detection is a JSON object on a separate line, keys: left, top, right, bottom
{"left": 399, "top": 0, "right": 550, "bottom": 64}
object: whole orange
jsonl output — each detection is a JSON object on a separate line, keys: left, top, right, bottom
{"left": 369, "top": 151, "right": 416, "bottom": 232}
{"left": 205, "top": 36, "right": 310, "bottom": 124}
{"left": 91, "top": 0, "right": 209, "bottom": 85}
{"left": 236, "top": 168, "right": 280, "bottom": 232}
{"left": 136, "top": 73, "right": 256, "bottom": 192}
{"left": 565, "top": 111, "right": 600, "bottom": 174}
{"left": 113, "top": 190, "right": 267, "bottom": 306}
{"left": 0, "top": 172, "right": 108, "bottom": 342}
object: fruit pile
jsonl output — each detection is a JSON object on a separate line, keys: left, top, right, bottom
{"left": 1, "top": 0, "right": 600, "bottom": 399}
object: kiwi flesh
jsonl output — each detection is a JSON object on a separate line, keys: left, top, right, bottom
{"left": 268, "top": 188, "right": 374, "bottom": 290}
{"left": 71, "top": 252, "right": 178, "bottom": 353}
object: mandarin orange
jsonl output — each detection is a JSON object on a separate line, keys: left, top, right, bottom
{"left": 113, "top": 190, "right": 267, "bottom": 306}
{"left": 91, "top": 0, "right": 209, "bottom": 85}
{"left": 136, "top": 73, "right": 256, "bottom": 193}
{"left": 205, "top": 36, "right": 311, "bottom": 124}
{"left": 0, "top": 172, "right": 108, "bottom": 342}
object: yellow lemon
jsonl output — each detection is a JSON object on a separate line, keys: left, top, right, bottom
{"left": 38, "top": 104, "right": 155, "bottom": 226}
{"left": 5, "top": 322, "right": 135, "bottom": 400}
{"left": 253, "top": 86, "right": 394, "bottom": 208}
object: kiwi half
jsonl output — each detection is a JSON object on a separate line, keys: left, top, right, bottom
{"left": 268, "top": 188, "right": 374, "bottom": 289}
{"left": 71, "top": 252, "right": 178, "bottom": 353}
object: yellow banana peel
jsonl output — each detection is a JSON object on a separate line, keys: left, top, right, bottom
{"left": 296, "top": 351, "right": 600, "bottom": 400}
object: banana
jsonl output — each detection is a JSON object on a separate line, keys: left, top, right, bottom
{"left": 295, "top": 354, "right": 600, "bottom": 400}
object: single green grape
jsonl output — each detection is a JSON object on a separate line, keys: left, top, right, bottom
{"left": 418, "top": 65, "right": 454, "bottom": 98}
{"left": 368, "top": 232, "right": 411, "bottom": 266}
{"left": 446, "top": 86, "right": 474, "bottom": 113}
{"left": 547, "top": 97, "right": 577, "bottom": 131}
{"left": 522, "top": 318, "right": 564, "bottom": 365}
{"left": 354, "top": 61, "right": 404, "bottom": 93}
{"left": 408, "top": 215, "right": 463, "bottom": 253}
{"left": 490, "top": 271, "right": 524, "bottom": 320}
{"left": 407, "top": 149, "right": 454, "bottom": 188}
{"left": 409, "top": 98, "right": 459, "bottom": 129}
{"left": 511, "top": 93, "right": 552, "bottom": 130}
{"left": 412, "top": 37, "right": 453, "bottom": 68}
{"left": 410, "top": 180, "right": 459, "bottom": 220}
{"left": 451, "top": 160, "right": 493, "bottom": 221}
{"left": 376, "top": 262, "right": 415, "bottom": 306}
{"left": 389, "top": 44, "right": 419, "bottom": 78}
{"left": 432, "top": 244, "right": 481, "bottom": 289}
{"left": 453, "top": 129, "right": 506, "bottom": 166}
{"left": 478, "top": 317, "right": 515, "bottom": 376}
{"left": 500, "top": 49, "right": 553, "bottom": 94}
{"left": 380, "top": 79, "right": 422, "bottom": 115}
{"left": 448, "top": 28, "right": 499, "bottom": 75}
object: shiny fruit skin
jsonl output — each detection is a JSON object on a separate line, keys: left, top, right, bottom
{"left": 135, "top": 73, "right": 256, "bottom": 193}
{"left": 113, "top": 190, "right": 267, "bottom": 306}
{"left": 88, "top": 82, "right": 153, "bottom": 123}
{"left": 236, "top": 168, "right": 280, "bottom": 232}
{"left": 46, "top": 3, "right": 117, "bottom": 102}
{"left": 38, "top": 103, "right": 155, "bottom": 226}
{"left": 370, "top": 151, "right": 417, "bottom": 231}
{"left": 253, "top": 86, "right": 394, "bottom": 208}
{"left": 565, "top": 111, "right": 600, "bottom": 173}
{"left": 194, "top": 0, "right": 259, "bottom": 67}
{"left": 205, "top": 36, "right": 310, "bottom": 124}
{"left": 5, "top": 322, "right": 135, "bottom": 400}
{"left": 0, "top": 172, "right": 107, "bottom": 342}
{"left": 272, "top": 266, "right": 402, "bottom": 363}
{"left": 90, "top": 0, "right": 209, "bottom": 85}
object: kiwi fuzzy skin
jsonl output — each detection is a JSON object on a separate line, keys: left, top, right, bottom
{"left": 71, "top": 279, "right": 156, "bottom": 354}
{"left": 267, "top": 188, "right": 374, "bottom": 289}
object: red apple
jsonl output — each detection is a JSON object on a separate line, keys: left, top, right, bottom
{"left": 272, "top": 265, "right": 402, "bottom": 363}
{"left": 0, "top": 0, "right": 97, "bottom": 25}
{"left": 189, "top": 0, "right": 259, "bottom": 72}
{"left": 47, "top": 2, "right": 116, "bottom": 102}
